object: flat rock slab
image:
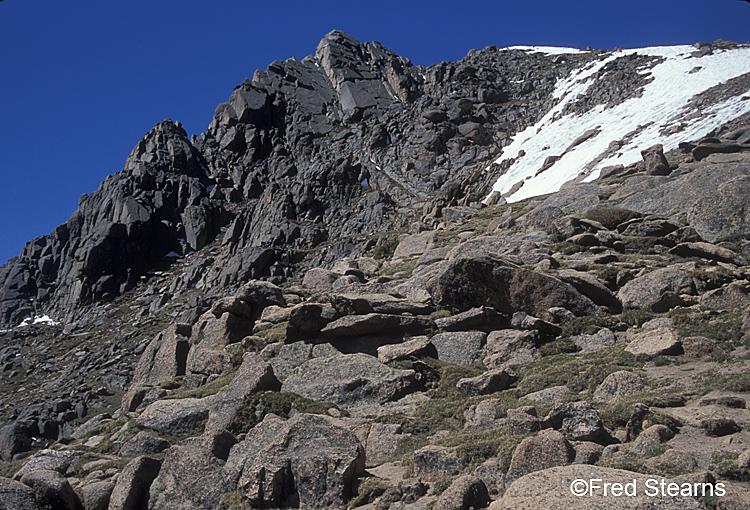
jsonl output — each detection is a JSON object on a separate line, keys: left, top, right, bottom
{"left": 136, "top": 397, "right": 214, "bottom": 437}
{"left": 618, "top": 267, "right": 695, "bottom": 312}
{"left": 431, "top": 331, "right": 487, "bottom": 366}
{"left": 320, "top": 313, "right": 435, "bottom": 337}
{"left": 625, "top": 327, "right": 682, "bottom": 356}
{"left": 377, "top": 336, "right": 437, "bottom": 364}
{"left": 490, "top": 465, "right": 705, "bottom": 509}
{"left": 281, "top": 353, "right": 418, "bottom": 410}
{"left": 669, "top": 242, "right": 746, "bottom": 266}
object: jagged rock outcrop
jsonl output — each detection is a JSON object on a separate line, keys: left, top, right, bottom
{"left": 0, "top": 30, "right": 594, "bottom": 327}
{"left": 0, "top": 120, "right": 220, "bottom": 325}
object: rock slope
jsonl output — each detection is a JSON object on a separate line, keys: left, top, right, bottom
{"left": 2, "top": 32, "right": 750, "bottom": 510}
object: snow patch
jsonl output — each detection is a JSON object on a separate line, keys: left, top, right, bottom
{"left": 17, "top": 315, "right": 60, "bottom": 327}
{"left": 486, "top": 45, "right": 750, "bottom": 203}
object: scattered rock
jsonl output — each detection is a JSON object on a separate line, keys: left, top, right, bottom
{"left": 281, "top": 353, "right": 418, "bottom": 411}
{"left": 224, "top": 413, "right": 365, "bottom": 509}
{"left": 593, "top": 371, "right": 646, "bottom": 402}
{"left": 625, "top": 327, "right": 682, "bottom": 356}
{"left": 433, "top": 475, "right": 490, "bottom": 510}
{"left": 456, "top": 368, "right": 517, "bottom": 396}
{"left": 413, "top": 445, "right": 460, "bottom": 481}
{"left": 431, "top": 331, "right": 487, "bottom": 366}
{"left": 506, "top": 429, "right": 575, "bottom": 482}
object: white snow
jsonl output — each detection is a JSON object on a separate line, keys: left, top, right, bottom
{"left": 486, "top": 45, "right": 750, "bottom": 204}
{"left": 17, "top": 315, "right": 60, "bottom": 327}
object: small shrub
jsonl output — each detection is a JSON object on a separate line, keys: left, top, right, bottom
{"left": 540, "top": 337, "right": 580, "bottom": 356}
{"left": 374, "top": 238, "right": 399, "bottom": 260}
{"left": 710, "top": 451, "right": 750, "bottom": 481}
{"left": 349, "top": 477, "right": 391, "bottom": 508}
{"left": 380, "top": 258, "right": 417, "bottom": 277}
{"left": 701, "top": 418, "right": 741, "bottom": 437}
{"left": 619, "top": 308, "right": 656, "bottom": 327}
{"left": 716, "top": 396, "right": 746, "bottom": 409}
{"left": 429, "top": 309, "right": 452, "bottom": 320}
{"left": 256, "top": 321, "right": 288, "bottom": 343}
{"left": 598, "top": 391, "right": 686, "bottom": 430}
{"left": 437, "top": 428, "right": 527, "bottom": 470}
{"left": 668, "top": 309, "right": 742, "bottom": 349}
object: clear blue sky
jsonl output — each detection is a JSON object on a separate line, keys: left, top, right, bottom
{"left": 1, "top": 0, "right": 748, "bottom": 264}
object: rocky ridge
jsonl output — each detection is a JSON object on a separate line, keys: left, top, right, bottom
{"left": 3, "top": 32, "right": 750, "bottom": 510}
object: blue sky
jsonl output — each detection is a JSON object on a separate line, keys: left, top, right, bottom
{"left": 1, "top": 1, "right": 748, "bottom": 264}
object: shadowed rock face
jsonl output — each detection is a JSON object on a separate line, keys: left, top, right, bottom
{"left": 0, "top": 30, "right": 588, "bottom": 327}
{"left": 0, "top": 120, "right": 219, "bottom": 325}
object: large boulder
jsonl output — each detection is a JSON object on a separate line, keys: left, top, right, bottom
{"left": 427, "top": 255, "right": 597, "bottom": 317}
{"left": 688, "top": 175, "right": 750, "bottom": 242}
{"left": 506, "top": 429, "right": 575, "bottom": 482}
{"left": 617, "top": 267, "right": 695, "bottom": 312}
{"left": 0, "top": 476, "right": 41, "bottom": 510}
{"left": 205, "top": 352, "right": 281, "bottom": 431}
{"left": 490, "top": 464, "right": 705, "bottom": 509}
{"left": 625, "top": 327, "right": 682, "bottom": 356}
{"left": 593, "top": 371, "right": 646, "bottom": 403}
{"left": 109, "top": 456, "right": 162, "bottom": 510}
{"left": 433, "top": 475, "right": 490, "bottom": 510}
{"left": 431, "top": 331, "right": 487, "bottom": 366}
{"left": 148, "top": 430, "right": 236, "bottom": 510}
{"left": 393, "top": 231, "right": 438, "bottom": 258}
{"left": 482, "top": 329, "right": 540, "bottom": 368}
{"left": 223, "top": 413, "right": 365, "bottom": 509}
{"left": 12, "top": 449, "right": 80, "bottom": 480}
{"left": 136, "top": 396, "right": 214, "bottom": 436}
{"left": 18, "top": 469, "right": 82, "bottom": 510}
{"left": 0, "top": 421, "right": 35, "bottom": 461}
{"left": 131, "top": 323, "right": 191, "bottom": 386}
{"left": 641, "top": 144, "right": 670, "bottom": 176}
{"left": 281, "top": 353, "right": 418, "bottom": 411}
{"left": 119, "top": 431, "right": 171, "bottom": 457}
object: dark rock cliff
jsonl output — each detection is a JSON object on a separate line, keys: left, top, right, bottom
{"left": 0, "top": 31, "right": 587, "bottom": 327}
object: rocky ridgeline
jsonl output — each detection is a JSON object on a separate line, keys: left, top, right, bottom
{"left": 3, "top": 33, "right": 750, "bottom": 510}
{"left": 3, "top": 116, "right": 750, "bottom": 508}
{"left": 1, "top": 30, "right": 654, "bottom": 328}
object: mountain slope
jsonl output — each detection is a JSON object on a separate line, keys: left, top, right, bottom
{"left": 3, "top": 32, "right": 750, "bottom": 510}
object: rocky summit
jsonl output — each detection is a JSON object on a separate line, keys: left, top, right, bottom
{"left": 2, "top": 31, "right": 750, "bottom": 510}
